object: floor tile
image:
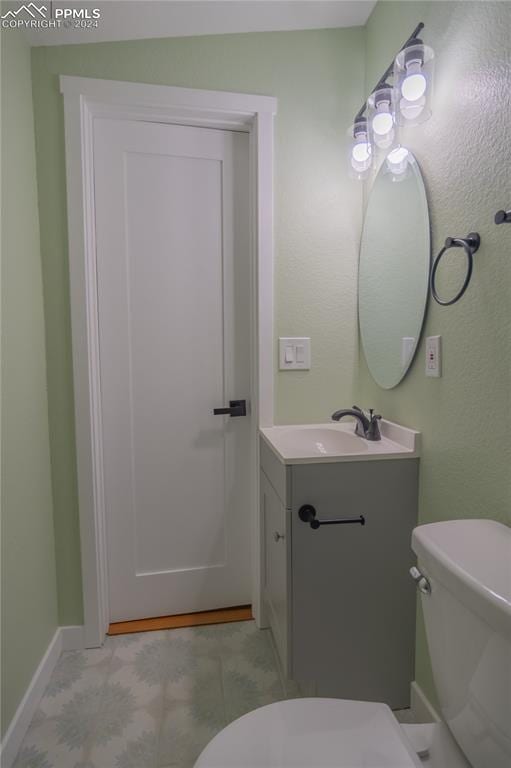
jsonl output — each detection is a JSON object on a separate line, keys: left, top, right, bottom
{"left": 135, "top": 633, "right": 199, "bottom": 687}
{"left": 111, "top": 630, "right": 168, "bottom": 664}
{"left": 14, "top": 716, "right": 85, "bottom": 768}
{"left": 112, "top": 729, "right": 159, "bottom": 768}
{"left": 88, "top": 708, "right": 158, "bottom": 768}
{"left": 221, "top": 653, "right": 284, "bottom": 723}
{"left": 54, "top": 680, "right": 137, "bottom": 753}
{"left": 158, "top": 703, "right": 220, "bottom": 767}
{"left": 13, "top": 620, "right": 295, "bottom": 768}
{"left": 165, "top": 656, "right": 223, "bottom": 712}
{"left": 108, "top": 658, "right": 164, "bottom": 710}
{"left": 191, "top": 620, "right": 257, "bottom": 657}
{"left": 38, "top": 652, "right": 110, "bottom": 719}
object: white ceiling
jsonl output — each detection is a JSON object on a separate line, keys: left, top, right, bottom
{"left": 22, "top": 0, "right": 376, "bottom": 46}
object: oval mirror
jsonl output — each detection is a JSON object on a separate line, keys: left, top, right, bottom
{"left": 359, "top": 151, "right": 430, "bottom": 389}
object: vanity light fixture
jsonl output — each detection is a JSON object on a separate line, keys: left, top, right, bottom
{"left": 349, "top": 22, "right": 433, "bottom": 178}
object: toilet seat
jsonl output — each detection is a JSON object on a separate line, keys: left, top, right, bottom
{"left": 195, "top": 698, "right": 423, "bottom": 767}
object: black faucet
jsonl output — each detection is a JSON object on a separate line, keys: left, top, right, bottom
{"left": 331, "top": 405, "right": 382, "bottom": 441}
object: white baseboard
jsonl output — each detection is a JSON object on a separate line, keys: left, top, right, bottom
{"left": 411, "top": 680, "right": 441, "bottom": 723}
{"left": 0, "top": 625, "right": 85, "bottom": 768}
{"left": 60, "top": 624, "right": 85, "bottom": 651}
{"left": 0, "top": 629, "right": 62, "bottom": 768}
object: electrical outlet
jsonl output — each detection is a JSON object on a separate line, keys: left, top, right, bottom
{"left": 425, "top": 335, "right": 442, "bottom": 377}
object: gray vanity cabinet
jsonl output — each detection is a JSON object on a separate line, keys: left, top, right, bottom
{"left": 260, "top": 469, "right": 290, "bottom": 674}
{"left": 260, "top": 437, "right": 419, "bottom": 710}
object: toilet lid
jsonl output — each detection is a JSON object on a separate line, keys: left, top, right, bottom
{"left": 195, "top": 698, "right": 422, "bottom": 768}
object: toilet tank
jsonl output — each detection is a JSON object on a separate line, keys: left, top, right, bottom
{"left": 412, "top": 520, "right": 511, "bottom": 768}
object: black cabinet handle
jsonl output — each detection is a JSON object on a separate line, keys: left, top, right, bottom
{"left": 213, "top": 399, "right": 247, "bottom": 417}
{"left": 298, "top": 504, "right": 365, "bottom": 530}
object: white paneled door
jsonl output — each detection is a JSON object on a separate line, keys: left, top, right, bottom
{"left": 93, "top": 118, "right": 251, "bottom": 622}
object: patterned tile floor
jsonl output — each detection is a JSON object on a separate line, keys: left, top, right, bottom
{"left": 13, "top": 621, "right": 298, "bottom": 768}
{"left": 14, "top": 620, "right": 415, "bottom": 768}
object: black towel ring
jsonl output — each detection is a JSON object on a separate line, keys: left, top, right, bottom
{"left": 430, "top": 232, "right": 481, "bottom": 306}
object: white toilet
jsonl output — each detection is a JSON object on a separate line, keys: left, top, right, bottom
{"left": 196, "top": 519, "right": 511, "bottom": 767}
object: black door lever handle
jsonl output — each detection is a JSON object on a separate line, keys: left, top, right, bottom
{"left": 213, "top": 399, "right": 247, "bottom": 417}
{"left": 298, "top": 504, "right": 365, "bottom": 530}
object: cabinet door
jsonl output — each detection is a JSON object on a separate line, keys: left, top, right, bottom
{"left": 290, "top": 460, "right": 418, "bottom": 708}
{"left": 261, "top": 470, "right": 288, "bottom": 672}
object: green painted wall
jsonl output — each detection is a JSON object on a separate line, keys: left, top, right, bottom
{"left": 31, "top": 28, "right": 365, "bottom": 625}
{"left": 27, "top": 6, "right": 510, "bottom": 716}
{"left": 1, "top": 29, "right": 59, "bottom": 735}
{"left": 360, "top": 1, "right": 511, "bottom": 706}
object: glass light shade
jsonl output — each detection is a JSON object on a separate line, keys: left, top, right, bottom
{"left": 367, "top": 86, "right": 397, "bottom": 150}
{"left": 348, "top": 119, "right": 372, "bottom": 180}
{"left": 394, "top": 42, "right": 434, "bottom": 126}
{"left": 386, "top": 145, "right": 411, "bottom": 180}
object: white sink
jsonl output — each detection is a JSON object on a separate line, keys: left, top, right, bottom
{"left": 275, "top": 426, "right": 366, "bottom": 456}
{"left": 260, "top": 420, "right": 420, "bottom": 464}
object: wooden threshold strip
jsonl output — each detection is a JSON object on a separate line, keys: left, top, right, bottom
{"left": 108, "top": 604, "right": 253, "bottom": 636}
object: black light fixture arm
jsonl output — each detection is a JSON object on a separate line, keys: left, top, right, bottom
{"left": 495, "top": 209, "right": 511, "bottom": 225}
{"left": 354, "top": 21, "right": 425, "bottom": 123}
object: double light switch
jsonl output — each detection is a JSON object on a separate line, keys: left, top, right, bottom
{"left": 279, "top": 337, "right": 311, "bottom": 370}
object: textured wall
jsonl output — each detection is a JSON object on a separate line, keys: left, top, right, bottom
{"left": 31, "top": 28, "right": 364, "bottom": 624}
{"left": 27, "top": 9, "right": 509, "bottom": 713}
{"left": 360, "top": 1, "right": 511, "bottom": 706}
{"left": 1, "top": 29, "right": 59, "bottom": 735}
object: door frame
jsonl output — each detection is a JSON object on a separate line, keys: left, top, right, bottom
{"left": 60, "top": 76, "right": 276, "bottom": 647}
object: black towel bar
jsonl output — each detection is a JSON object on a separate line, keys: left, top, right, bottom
{"left": 298, "top": 504, "right": 365, "bottom": 530}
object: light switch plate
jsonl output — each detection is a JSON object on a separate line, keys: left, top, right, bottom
{"left": 425, "top": 335, "right": 442, "bottom": 377}
{"left": 279, "top": 337, "right": 311, "bottom": 370}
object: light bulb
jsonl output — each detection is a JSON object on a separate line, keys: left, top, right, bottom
{"left": 352, "top": 142, "right": 371, "bottom": 163}
{"left": 402, "top": 72, "right": 427, "bottom": 101}
{"left": 372, "top": 110, "right": 393, "bottom": 136}
{"left": 370, "top": 92, "right": 394, "bottom": 146}
{"left": 349, "top": 119, "right": 372, "bottom": 178}
{"left": 351, "top": 136, "right": 372, "bottom": 175}
{"left": 402, "top": 61, "right": 426, "bottom": 101}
